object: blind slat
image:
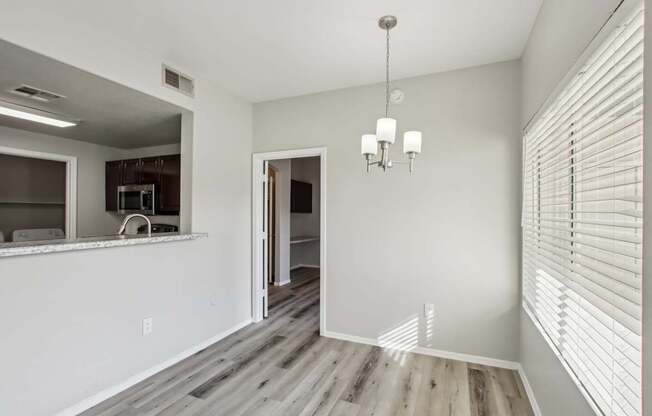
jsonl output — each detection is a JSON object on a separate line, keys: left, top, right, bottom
{"left": 522, "top": 4, "right": 643, "bottom": 415}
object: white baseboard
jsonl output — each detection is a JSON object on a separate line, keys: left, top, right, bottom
{"left": 274, "top": 279, "right": 291, "bottom": 286}
{"left": 290, "top": 264, "right": 320, "bottom": 271}
{"left": 53, "top": 318, "right": 252, "bottom": 416}
{"left": 517, "top": 365, "right": 543, "bottom": 416}
{"left": 322, "top": 330, "right": 520, "bottom": 370}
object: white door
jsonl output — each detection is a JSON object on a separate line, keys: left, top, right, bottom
{"left": 262, "top": 160, "right": 269, "bottom": 318}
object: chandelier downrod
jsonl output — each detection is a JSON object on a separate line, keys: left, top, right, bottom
{"left": 379, "top": 15, "right": 396, "bottom": 118}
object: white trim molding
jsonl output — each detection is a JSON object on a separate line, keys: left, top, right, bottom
{"left": 322, "top": 330, "right": 520, "bottom": 370}
{"left": 0, "top": 145, "right": 77, "bottom": 239}
{"left": 252, "top": 147, "right": 327, "bottom": 336}
{"left": 52, "top": 318, "right": 252, "bottom": 416}
{"left": 517, "top": 365, "right": 543, "bottom": 416}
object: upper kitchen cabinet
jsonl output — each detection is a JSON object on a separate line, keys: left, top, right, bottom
{"left": 158, "top": 155, "right": 181, "bottom": 214}
{"left": 140, "top": 157, "right": 160, "bottom": 185}
{"left": 121, "top": 159, "right": 142, "bottom": 185}
{"left": 105, "top": 154, "right": 180, "bottom": 215}
{"left": 105, "top": 160, "right": 122, "bottom": 211}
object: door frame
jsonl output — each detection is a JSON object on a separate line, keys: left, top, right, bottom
{"left": 251, "top": 147, "right": 327, "bottom": 334}
{"left": 0, "top": 145, "right": 77, "bottom": 240}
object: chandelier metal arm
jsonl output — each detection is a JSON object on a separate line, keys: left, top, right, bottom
{"left": 365, "top": 143, "right": 417, "bottom": 173}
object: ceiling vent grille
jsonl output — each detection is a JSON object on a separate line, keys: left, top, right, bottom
{"left": 9, "top": 84, "right": 65, "bottom": 102}
{"left": 162, "top": 65, "right": 194, "bottom": 97}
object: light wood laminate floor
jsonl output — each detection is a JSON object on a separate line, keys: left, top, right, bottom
{"left": 80, "top": 268, "right": 534, "bottom": 416}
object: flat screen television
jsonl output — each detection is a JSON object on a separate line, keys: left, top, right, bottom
{"left": 291, "top": 180, "right": 312, "bottom": 213}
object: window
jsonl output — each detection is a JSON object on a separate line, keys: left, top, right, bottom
{"left": 522, "top": 4, "right": 643, "bottom": 416}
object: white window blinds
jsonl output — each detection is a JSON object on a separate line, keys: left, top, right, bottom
{"left": 522, "top": 4, "right": 644, "bottom": 416}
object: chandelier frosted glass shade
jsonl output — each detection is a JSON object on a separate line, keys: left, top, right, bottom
{"left": 403, "top": 131, "right": 422, "bottom": 154}
{"left": 361, "top": 134, "right": 378, "bottom": 155}
{"left": 375, "top": 118, "right": 396, "bottom": 144}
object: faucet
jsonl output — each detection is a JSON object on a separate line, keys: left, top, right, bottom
{"left": 118, "top": 214, "right": 152, "bottom": 236}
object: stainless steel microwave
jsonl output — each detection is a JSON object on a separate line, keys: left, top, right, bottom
{"left": 117, "top": 184, "right": 155, "bottom": 215}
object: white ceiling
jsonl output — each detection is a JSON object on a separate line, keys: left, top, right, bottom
{"left": 0, "top": 40, "right": 183, "bottom": 149}
{"left": 1, "top": 0, "right": 542, "bottom": 103}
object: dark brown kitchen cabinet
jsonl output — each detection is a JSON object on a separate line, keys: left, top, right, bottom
{"left": 122, "top": 159, "right": 141, "bottom": 185}
{"left": 158, "top": 155, "right": 181, "bottom": 213}
{"left": 140, "top": 157, "right": 160, "bottom": 185}
{"left": 105, "top": 160, "right": 122, "bottom": 211}
{"left": 105, "top": 154, "right": 180, "bottom": 214}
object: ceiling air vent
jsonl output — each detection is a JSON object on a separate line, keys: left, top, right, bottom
{"left": 9, "top": 84, "right": 65, "bottom": 102}
{"left": 162, "top": 65, "right": 194, "bottom": 97}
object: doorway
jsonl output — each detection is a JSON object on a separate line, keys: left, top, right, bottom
{"left": 252, "top": 147, "right": 326, "bottom": 333}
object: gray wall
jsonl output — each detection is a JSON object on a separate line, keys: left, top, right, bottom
{"left": 254, "top": 60, "right": 522, "bottom": 361}
{"left": 519, "top": 1, "right": 624, "bottom": 415}
{"left": 290, "top": 156, "right": 320, "bottom": 268}
{"left": 0, "top": 25, "right": 252, "bottom": 416}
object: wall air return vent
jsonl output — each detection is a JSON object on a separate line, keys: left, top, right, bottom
{"left": 162, "top": 64, "right": 194, "bottom": 97}
{"left": 9, "top": 84, "right": 65, "bottom": 102}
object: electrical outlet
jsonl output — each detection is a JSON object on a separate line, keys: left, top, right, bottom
{"left": 424, "top": 303, "right": 435, "bottom": 318}
{"left": 142, "top": 318, "right": 153, "bottom": 336}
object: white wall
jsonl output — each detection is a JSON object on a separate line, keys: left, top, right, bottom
{"left": 290, "top": 156, "right": 320, "bottom": 268}
{"left": 254, "top": 60, "right": 522, "bottom": 361}
{"left": 519, "top": 1, "right": 624, "bottom": 415}
{"left": 269, "top": 159, "right": 291, "bottom": 285}
{"left": 0, "top": 10, "right": 252, "bottom": 416}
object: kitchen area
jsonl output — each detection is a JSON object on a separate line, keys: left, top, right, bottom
{"left": 0, "top": 38, "right": 195, "bottom": 251}
{"left": 106, "top": 153, "right": 181, "bottom": 235}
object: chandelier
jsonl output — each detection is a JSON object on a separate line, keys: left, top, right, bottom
{"left": 361, "top": 15, "right": 422, "bottom": 173}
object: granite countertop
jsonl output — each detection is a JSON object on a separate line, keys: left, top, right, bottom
{"left": 0, "top": 232, "right": 207, "bottom": 258}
